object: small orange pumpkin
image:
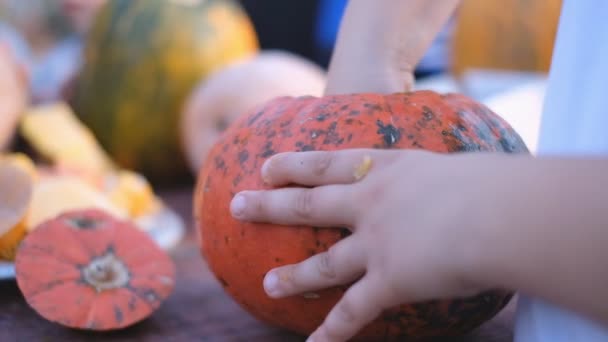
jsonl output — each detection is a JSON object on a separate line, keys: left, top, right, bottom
{"left": 15, "top": 209, "right": 176, "bottom": 330}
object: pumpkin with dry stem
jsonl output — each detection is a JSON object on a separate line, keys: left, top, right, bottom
{"left": 15, "top": 209, "right": 175, "bottom": 330}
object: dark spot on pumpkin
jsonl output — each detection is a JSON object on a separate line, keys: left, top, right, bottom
{"left": 224, "top": 236, "right": 229, "bottom": 245}
{"left": 295, "top": 141, "right": 304, "bottom": 147}
{"left": 407, "top": 134, "right": 415, "bottom": 140}
{"left": 316, "top": 113, "right": 329, "bottom": 121}
{"left": 260, "top": 141, "right": 276, "bottom": 158}
{"left": 214, "top": 156, "right": 226, "bottom": 170}
{"left": 106, "top": 244, "right": 116, "bottom": 254}
{"left": 240, "top": 230, "right": 245, "bottom": 237}
{"left": 322, "top": 122, "right": 342, "bottom": 146}
{"left": 339, "top": 228, "right": 351, "bottom": 239}
{"left": 307, "top": 248, "right": 318, "bottom": 256}
{"left": 347, "top": 133, "right": 353, "bottom": 142}
{"left": 114, "top": 306, "right": 124, "bottom": 324}
{"left": 498, "top": 134, "right": 528, "bottom": 153}
{"left": 232, "top": 174, "right": 242, "bottom": 187}
{"left": 340, "top": 104, "right": 349, "bottom": 111}
{"left": 280, "top": 119, "right": 292, "bottom": 128}
{"left": 443, "top": 129, "right": 483, "bottom": 152}
{"left": 128, "top": 295, "right": 137, "bottom": 311}
{"left": 43, "top": 279, "right": 65, "bottom": 291}
{"left": 232, "top": 135, "right": 240, "bottom": 145}
{"left": 466, "top": 107, "right": 529, "bottom": 153}
{"left": 376, "top": 120, "right": 402, "bottom": 147}
{"left": 300, "top": 127, "right": 306, "bottom": 133}
{"left": 349, "top": 110, "right": 361, "bottom": 116}
{"left": 218, "top": 277, "right": 229, "bottom": 287}
{"left": 222, "top": 143, "right": 229, "bottom": 152}
{"left": 300, "top": 144, "right": 315, "bottom": 152}
{"left": 266, "top": 130, "right": 277, "bottom": 139}
{"left": 345, "top": 118, "right": 354, "bottom": 125}
{"left": 68, "top": 217, "right": 101, "bottom": 230}
{"left": 274, "top": 257, "right": 284, "bottom": 263}
{"left": 445, "top": 291, "right": 509, "bottom": 323}
{"left": 238, "top": 150, "right": 249, "bottom": 166}
{"left": 139, "top": 289, "right": 159, "bottom": 303}
{"left": 422, "top": 106, "right": 435, "bottom": 121}
{"left": 470, "top": 125, "right": 492, "bottom": 145}
{"left": 416, "top": 106, "right": 439, "bottom": 130}
{"left": 364, "top": 103, "right": 383, "bottom": 111}
{"left": 247, "top": 111, "right": 264, "bottom": 126}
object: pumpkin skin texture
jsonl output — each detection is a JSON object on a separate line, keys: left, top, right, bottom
{"left": 195, "top": 91, "right": 528, "bottom": 340}
{"left": 71, "top": 0, "right": 258, "bottom": 186}
{"left": 15, "top": 209, "right": 176, "bottom": 331}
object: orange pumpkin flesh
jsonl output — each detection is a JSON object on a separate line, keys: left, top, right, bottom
{"left": 195, "top": 91, "right": 528, "bottom": 340}
{"left": 15, "top": 209, "right": 175, "bottom": 331}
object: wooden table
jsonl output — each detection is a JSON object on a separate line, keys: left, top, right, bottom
{"left": 0, "top": 188, "right": 516, "bottom": 341}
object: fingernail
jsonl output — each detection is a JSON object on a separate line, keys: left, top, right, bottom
{"left": 263, "top": 271, "right": 281, "bottom": 297}
{"left": 230, "top": 194, "right": 247, "bottom": 217}
{"left": 261, "top": 159, "right": 271, "bottom": 184}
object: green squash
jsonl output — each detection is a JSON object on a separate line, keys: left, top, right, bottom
{"left": 71, "top": 0, "right": 258, "bottom": 185}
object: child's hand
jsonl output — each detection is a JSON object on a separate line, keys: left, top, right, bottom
{"left": 230, "top": 149, "right": 496, "bottom": 342}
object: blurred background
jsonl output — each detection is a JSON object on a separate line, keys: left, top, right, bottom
{"left": 0, "top": 2, "right": 568, "bottom": 337}
{"left": 0, "top": 0, "right": 563, "bottom": 186}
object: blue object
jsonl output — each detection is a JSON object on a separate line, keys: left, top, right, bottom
{"left": 314, "top": 0, "right": 451, "bottom": 75}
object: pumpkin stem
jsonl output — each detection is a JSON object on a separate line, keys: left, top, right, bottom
{"left": 82, "top": 252, "right": 130, "bottom": 291}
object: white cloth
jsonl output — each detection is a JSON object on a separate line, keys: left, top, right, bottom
{"left": 514, "top": 0, "right": 608, "bottom": 341}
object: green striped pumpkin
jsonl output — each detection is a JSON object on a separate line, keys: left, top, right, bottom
{"left": 71, "top": 0, "right": 258, "bottom": 185}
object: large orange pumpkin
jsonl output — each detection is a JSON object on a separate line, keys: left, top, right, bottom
{"left": 195, "top": 91, "right": 528, "bottom": 340}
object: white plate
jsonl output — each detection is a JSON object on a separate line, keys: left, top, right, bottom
{"left": 0, "top": 206, "right": 186, "bottom": 280}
